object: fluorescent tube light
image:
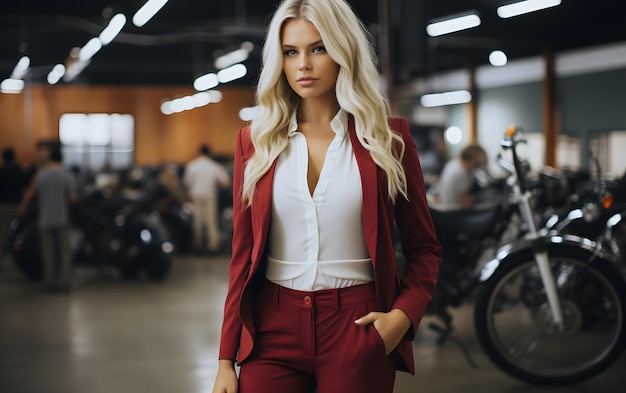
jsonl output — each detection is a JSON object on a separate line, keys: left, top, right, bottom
{"left": 47, "top": 64, "right": 66, "bottom": 85}
{"left": 420, "top": 90, "right": 472, "bottom": 107}
{"left": 161, "top": 101, "right": 173, "bottom": 115}
{"left": 192, "top": 92, "right": 212, "bottom": 108}
{"left": 426, "top": 13, "right": 481, "bottom": 37}
{"left": 193, "top": 73, "right": 219, "bottom": 91}
{"left": 217, "top": 64, "right": 247, "bottom": 83}
{"left": 1, "top": 78, "right": 25, "bottom": 93}
{"left": 215, "top": 42, "right": 253, "bottom": 70}
{"left": 133, "top": 0, "right": 169, "bottom": 27}
{"left": 239, "top": 106, "right": 259, "bottom": 122}
{"left": 497, "top": 0, "right": 561, "bottom": 19}
{"left": 208, "top": 90, "right": 223, "bottom": 103}
{"left": 11, "top": 56, "right": 30, "bottom": 79}
{"left": 79, "top": 38, "right": 103, "bottom": 62}
{"left": 99, "top": 13, "right": 127, "bottom": 45}
{"left": 161, "top": 90, "right": 223, "bottom": 115}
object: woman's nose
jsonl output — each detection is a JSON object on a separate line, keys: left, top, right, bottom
{"left": 298, "top": 54, "right": 311, "bottom": 70}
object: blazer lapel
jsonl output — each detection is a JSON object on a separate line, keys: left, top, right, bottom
{"left": 347, "top": 116, "right": 379, "bottom": 266}
{"left": 250, "top": 161, "right": 276, "bottom": 266}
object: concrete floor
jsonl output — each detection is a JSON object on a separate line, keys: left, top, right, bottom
{"left": 0, "top": 252, "right": 625, "bottom": 393}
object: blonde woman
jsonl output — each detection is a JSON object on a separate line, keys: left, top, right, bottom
{"left": 212, "top": 0, "right": 441, "bottom": 392}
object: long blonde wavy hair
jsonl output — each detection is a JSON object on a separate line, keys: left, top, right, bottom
{"left": 242, "top": 0, "right": 407, "bottom": 205}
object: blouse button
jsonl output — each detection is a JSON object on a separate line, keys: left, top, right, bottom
{"left": 303, "top": 296, "right": 312, "bottom": 305}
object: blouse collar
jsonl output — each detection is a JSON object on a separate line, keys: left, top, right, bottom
{"left": 287, "top": 108, "right": 348, "bottom": 138}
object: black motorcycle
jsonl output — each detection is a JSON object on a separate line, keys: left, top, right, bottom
{"left": 473, "top": 127, "right": 626, "bottom": 385}
{"left": 418, "top": 127, "right": 626, "bottom": 385}
{"left": 546, "top": 156, "right": 626, "bottom": 265}
{"left": 8, "top": 185, "right": 174, "bottom": 281}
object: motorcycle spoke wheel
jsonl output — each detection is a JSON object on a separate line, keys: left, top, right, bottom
{"left": 475, "top": 247, "right": 626, "bottom": 385}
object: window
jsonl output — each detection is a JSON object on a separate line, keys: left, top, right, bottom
{"left": 59, "top": 113, "right": 134, "bottom": 170}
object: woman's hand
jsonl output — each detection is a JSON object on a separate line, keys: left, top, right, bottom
{"left": 212, "top": 359, "right": 239, "bottom": 393}
{"left": 354, "top": 309, "right": 412, "bottom": 355}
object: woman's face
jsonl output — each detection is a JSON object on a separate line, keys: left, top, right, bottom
{"left": 281, "top": 18, "right": 340, "bottom": 102}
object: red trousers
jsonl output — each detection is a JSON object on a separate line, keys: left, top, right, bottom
{"left": 239, "top": 279, "right": 396, "bottom": 393}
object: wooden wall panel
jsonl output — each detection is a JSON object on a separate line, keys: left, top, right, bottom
{"left": 0, "top": 93, "right": 27, "bottom": 162}
{"left": 0, "top": 85, "right": 255, "bottom": 168}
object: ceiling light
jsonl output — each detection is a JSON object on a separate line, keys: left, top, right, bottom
{"left": 1, "top": 78, "right": 25, "bottom": 94}
{"left": 193, "top": 73, "right": 219, "bottom": 91}
{"left": 192, "top": 92, "right": 212, "bottom": 108}
{"left": 489, "top": 50, "right": 508, "bottom": 66}
{"left": 99, "top": 13, "right": 127, "bottom": 45}
{"left": 78, "top": 37, "right": 103, "bottom": 62}
{"left": 208, "top": 90, "right": 223, "bottom": 103}
{"left": 160, "top": 101, "right": 173, "bottom": 115}
{"left": 11, "top": 56, "right": 30, "bottom": 79}
{"left": 217, "top": 64, "right": 247, "bottom": 83}
{"left": 214, "top": 42, "right": 253, "bottom": 70}
{"left": 47, "top": 64, "right": 66, "bottom": 85}
{"left": 161, "top": 90, "right": 223, "bottom": 115}
{"left": 133, "top": 0, "right": 169, "bottom": 27}
{"left": 445, "top": 126, "right": 464, "bottom": 145}
{"left": 239, "top": 106, "right": 259, "bottom": 121}
{"left": 420, "top": 90, "right": 472, "bottom": 107}
{"left": 426, "top": 13, "right": 481, "bottom": 37}
{"left": 497, "top": 0, "right": 562, "bottom": 19}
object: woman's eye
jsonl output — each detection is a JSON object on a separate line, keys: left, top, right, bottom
{"left": 284, "top": 49, "right": 297, "bottom": 56}
{"left": 313, "top": 46, "right": 326, "bottom": 53}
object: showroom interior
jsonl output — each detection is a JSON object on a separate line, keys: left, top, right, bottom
{"left": 1, "top": 0, "right": 626, "bottom": 392}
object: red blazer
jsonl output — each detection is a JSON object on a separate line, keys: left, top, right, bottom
{"left": 218, "top": 116, "right": 441, "bottom": 374}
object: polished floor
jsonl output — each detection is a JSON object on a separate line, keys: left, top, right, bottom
{"left": 0, "top": 251, "right": 625, "bottom": 393}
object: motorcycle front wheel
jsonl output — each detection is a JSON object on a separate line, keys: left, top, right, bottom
{"left": 474, "top": 245, "right": 626, "bottom": 385}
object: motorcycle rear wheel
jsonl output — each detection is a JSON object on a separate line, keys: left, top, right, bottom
{"left": 474, "top": 245, "right": 626, "bottom": 385}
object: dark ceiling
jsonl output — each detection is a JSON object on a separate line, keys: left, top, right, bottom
{"left": 1, "top": 0, "right": 626, "bottom": 89}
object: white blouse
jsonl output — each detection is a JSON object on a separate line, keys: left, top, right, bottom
{"left": 266, "top": 109, "right": 374, "bottom": 291}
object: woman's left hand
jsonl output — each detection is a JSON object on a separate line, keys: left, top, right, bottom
{"left": 354, "top": 309, "right": 412, "bottom": 355}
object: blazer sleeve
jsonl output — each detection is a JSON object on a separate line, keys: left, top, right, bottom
{"left": 390, "top": 118, "right": 442, "bottom": 339}
{"left": 218, "top": 127, "right": 254, "bottom": 360}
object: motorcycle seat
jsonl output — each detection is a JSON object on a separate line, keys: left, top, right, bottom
{"left": 429, "top": 205, "right": 501, "bottom": 240}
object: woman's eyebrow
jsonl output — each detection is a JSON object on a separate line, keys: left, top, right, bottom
{"left": 282, "top": 40, "right": 323, "bottom": 49}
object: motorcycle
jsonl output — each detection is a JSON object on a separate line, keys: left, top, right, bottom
{"left": 8, "top": 183, "right": 174, "bottom": 281}
{"left": 473, "top": 126, "right": 626, "bottom": 385}
{"left": 545, "top": 155, "right": 626, "bottom": 268}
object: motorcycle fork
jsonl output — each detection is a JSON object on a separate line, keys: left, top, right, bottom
{"left": 518, "top": 190, "right": 565, "bottom": 328}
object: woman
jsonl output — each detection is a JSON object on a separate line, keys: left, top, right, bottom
{"left": 212, "top": 0, "right": 441, "bottom": 392}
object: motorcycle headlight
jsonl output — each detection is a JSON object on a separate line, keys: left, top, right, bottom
{"left": 582, "top": 202, "right": 601, "bottom": 222}
{"left": 140, "top": 229, "right": 153, "bottom": 244}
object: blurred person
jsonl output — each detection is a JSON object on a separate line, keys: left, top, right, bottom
{"left": 211, "top": 1, "right": 441, "bottom": 392}
{"left": 437, "top": 144, "right": 487, "bottom": 209}
{"left": 184, "top": 144, "right": 231, "bottom": 253}
{"left": 158, "top": 163, "right": 188, "bottom": 205}
{"left": 24, "top": 141, "right": 53, "bottom": 186}
{"left": 0, "top": 147, "right": 27, "bottom": 204}
{"left": 18, "top": 146, "right": 77, "bottom": 292}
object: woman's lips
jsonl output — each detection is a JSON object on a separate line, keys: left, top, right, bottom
{"left": 297, "top": 77, "right": 318, "bottom": 87}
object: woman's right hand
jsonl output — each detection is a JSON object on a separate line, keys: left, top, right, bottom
{"left": 212, "top": 359, "right": 239, "bottom": 393}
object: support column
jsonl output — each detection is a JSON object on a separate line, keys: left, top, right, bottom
{"left": 543, "top": 45, "right": 557, "bottom": 167}
{"left": 467, "top": 64, "right": 477, "bottom": 143}
{"left": 378, "top": 0, "right": 393, "bottom": 100}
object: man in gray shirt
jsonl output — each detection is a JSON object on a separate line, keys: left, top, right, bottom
{"left": 437, "top": 144, "right": 487, "bottom": 209}
{"left": 19, "top": 146, "right": 77, "bottom": 292}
